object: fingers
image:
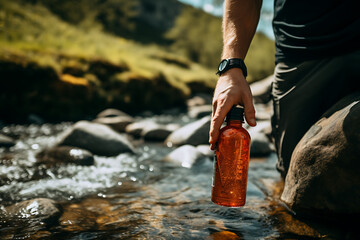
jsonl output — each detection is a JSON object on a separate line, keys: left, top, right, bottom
{"left": 243, "top": 91, "right": 256, "bottom": 126}
{"left": 209, "top": 95, "right": 233, "bottom": 150}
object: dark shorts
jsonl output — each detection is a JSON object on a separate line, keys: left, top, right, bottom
{"left": 271, "top": 50, "right": 360, "bottom": 178}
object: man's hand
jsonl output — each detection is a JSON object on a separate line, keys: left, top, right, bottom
{"left": 209, "top": 68, "right": 256, "bottom": 150}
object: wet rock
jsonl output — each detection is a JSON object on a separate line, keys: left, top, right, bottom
{"left": 250, "top": 132, "right": 272, "bottom": 157}
{"left": 59, "top": 121, "right": 135, "bottom": 156}
{"left": 206, "top": 231, "right": 241, "bottom": 240}
{"left": 188, "top": 105, "right": 212, "bottom": 118}
{"left": 5, "top": 198, "right": 62, "bottom": 225}
{"left": 93, "top": 116, "right": 134, "bottom": 132}
{"left": 0, "top": 134, "right": 15, "bottom": 148}
{"left": 248, "top": 120, "right": 272, "bottom": 139}
{"left": 281, "top": 93, "right": 360, "bottom": 217}
{"left": 36, "top": 146, "right": 94, "bottom": 166}
{"left": 97, "top": 108, "right": 131, "bottom": 118}
{"left": 165, "top": 116, "right": 211, "bottom": 146}
{"left": 166, "top": 123, "right": 181, "bottom": 132}
{"left": 186, "top": 94, "right": 212, "bottom": 108}
{"left": 163, "top": 145, "right": 204, "bottom": 168}
{"left": 250, "top": 74, "right": 273, "bottom": 104}
{"left": 142, "top": 123, "right": 172, "bottom": 141}
{"left": 125, "top": 120, "right": 153, "bottom": 137}
{"left": 59, "top": 204, "right": 97, "bottom": 231}
{"left": 196, "top": 144, "right": 214, "bottom": 158}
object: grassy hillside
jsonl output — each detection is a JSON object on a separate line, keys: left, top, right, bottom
{"left": 0, "top": 0, "right": 274, "bottom": 122}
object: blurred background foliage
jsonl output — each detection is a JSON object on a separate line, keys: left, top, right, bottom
{"left": 0, "top": 0, "right": 274, "bottom": 122}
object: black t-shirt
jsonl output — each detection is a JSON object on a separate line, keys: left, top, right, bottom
{"left": 273, "top": 0, "right": 360, "bottom": 64}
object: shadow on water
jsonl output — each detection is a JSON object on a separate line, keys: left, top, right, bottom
{"left": 0, "top": 123, "right": 358, "bottom": 239}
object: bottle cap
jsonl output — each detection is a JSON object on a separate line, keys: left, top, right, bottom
{"left": 226, "top": 105, "right": 244, "bottom": 122}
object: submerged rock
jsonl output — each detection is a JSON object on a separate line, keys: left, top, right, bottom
{"left": 163, "top": 145, "right": 204, "bottom": 168}
{"left": 59, "top": 121, "right": 135, "bottom": 156}
{"left": 0, "top": 134, "right": 15, "bottom": 148}
{"left": 281, "top": 93, "right": 360, "bottom": 217}
{"left": 165, "top": 116, "right": 211, "bottom": 146}
{"left": 96, "top": 108, "right": 131, "bottom": 118}
{"left": 93, "top": 116, "right": 134, "bottom": 132}
{"left": 36, "top": 146, "right": 94, "bottom": 166}
{"left": 5, "top": 198, "right": 62, "bottom": 225}
{"left": 59, "top": 204, "right": 97, "bottom": 231}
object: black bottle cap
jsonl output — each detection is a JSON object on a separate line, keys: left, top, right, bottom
{"left": 226, "top": 105, "right": 244, "bottom": 122}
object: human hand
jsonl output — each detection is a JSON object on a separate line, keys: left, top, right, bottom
{"left": 209, "top": 68, "right": 256, "bottom": 150}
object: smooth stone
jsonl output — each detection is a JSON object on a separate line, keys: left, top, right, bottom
{"left": 125, "top": 120, "right": 154, "bottom": 137}
{"left": 166, "top": 123, "right": 181, "bottom": 132}
{"left": 93, "top": 116, "right": 134, "bottom": 132}
{"left": 250, "top": 74, "right": 273, "bottom": 104}
{"left": 36, "top": 146, "right": 94, "bottom": 166}
{"left": 97, "top": 108, "right": 131, "bottom": 118}
{"left": 281, "top": 93, "right": 360, "bottom": 217}
{"left": 196, "top": 144, "right": 214, "bottom": 158}
{"left": 186, "top": 94, "right": 212, "bottom": 108}
{"left": 5, "top": 198, "right": 61, "bottom": 225}
{"left": 0, "top": 134, "right": 15, "bottom": 148}
{"left": 249, "top": 132, "right": 272, "bottom": 157}
{"left": 163, "top": 145, "right": 204, "bottom": 168}
{"left": 142, "top": 123, "right": 172, "bottom": 141}
{"left": 59, "top": 121, "right": 135, "bottom": 156}
{"left": 188, "top": 105, "right": 212, "bottom": 118}
{"left": 165, "top": 116, "right": 211, "bottom": 146}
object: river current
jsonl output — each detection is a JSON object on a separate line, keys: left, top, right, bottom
{"left": 0, "top": 122, "right": 353, "bottom": 239}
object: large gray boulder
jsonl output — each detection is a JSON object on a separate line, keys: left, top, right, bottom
{"left": 59, "top": 121, "right": 134, "bottom": 156}
{"left": 5, "top": 198, "right": 62, "bottom": 225}
{"left": 281, "top": 93, "right": 360, "bottom": 217}
{"left": 165, "top": 116, "right": 211, "bottom": 146}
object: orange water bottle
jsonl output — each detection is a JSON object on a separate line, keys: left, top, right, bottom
{"left": 211, "top": 105, "right": 251, "bottom": 207}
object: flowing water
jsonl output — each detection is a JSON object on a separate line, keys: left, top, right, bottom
{"left": 0, "top": 123, "right": 354, "bottom": 239}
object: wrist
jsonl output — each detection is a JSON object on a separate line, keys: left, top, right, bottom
{"left": 216, "top": 58, "right": 247, "bottom": 77}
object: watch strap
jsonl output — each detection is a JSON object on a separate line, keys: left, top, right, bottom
{"left": 217, "top": 58, "right": 247, "bottom": 77}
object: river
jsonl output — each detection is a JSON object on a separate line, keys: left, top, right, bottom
{"left": 0, "top": 121, "right": 354, "bottom": 239}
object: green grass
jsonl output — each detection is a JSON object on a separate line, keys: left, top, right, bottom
{"left": 0, "top": 0, "right": 275, "bottom": 121}
{"left": 0, "top": 0, "right": 217, "bottom": 94}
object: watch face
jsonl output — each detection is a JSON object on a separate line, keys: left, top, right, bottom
{"left": 218, "top": 59, "right": 229, "bottom": 71}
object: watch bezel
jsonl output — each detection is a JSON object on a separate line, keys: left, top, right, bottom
{"left": 216, "top": 58, "right": 247, "bottom": 77}
{"left": 218, "top": 59, "right": 229, "bottom": 72}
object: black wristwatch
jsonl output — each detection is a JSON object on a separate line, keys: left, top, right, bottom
{"left": 216, "top": 58, "right": 247, "bottom": 77}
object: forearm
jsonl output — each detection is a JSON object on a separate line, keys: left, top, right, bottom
{"left": 222, "top": 0, "right": 262, "bottom": 59}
